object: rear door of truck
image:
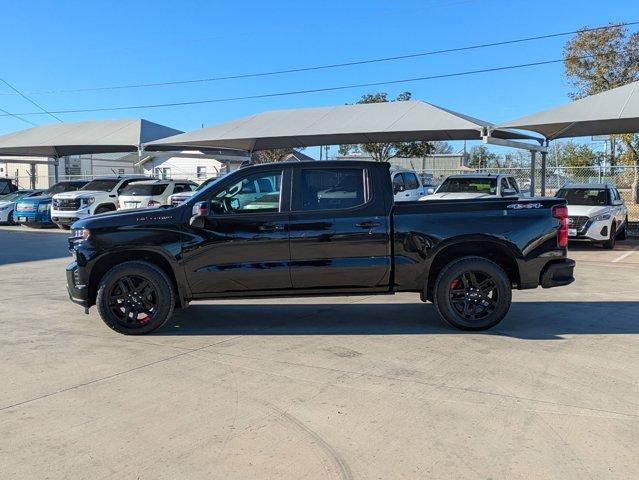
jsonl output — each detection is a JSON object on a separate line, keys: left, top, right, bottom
{"left": 288, "top": 163, "right": 392, "bottom": 290}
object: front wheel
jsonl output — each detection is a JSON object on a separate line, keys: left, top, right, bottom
{"left": 618, "top": 217, "right": 628, "bottom": 241}
{"left": 96, "top": 261, "right": 175, "bottom": 335}
{"left": 7, "top": 210, "right": 15, "bottom": 225}
{"left": 433, "top": 256, "right": 512, "bottom": 331}
{"left": 602, "top": 222, "right": 616, "bottom": 250}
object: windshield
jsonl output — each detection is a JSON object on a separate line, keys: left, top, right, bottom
{"left": 46, "top": 182, "right": 80, "bottom": 195}
{"left": 120, "top": 183, "right": 168, "bottom": 196}
{"left": 81, "top": 179, "right": 120, "bottom": 192}
{"left": 556, "top": 188, "right": 609, "bottom": 206}
{"left": 196, "top": 176, "right": 224, "bottom": 191}
{"left": 437, "top": 178, "right": 497, "bottom": 194}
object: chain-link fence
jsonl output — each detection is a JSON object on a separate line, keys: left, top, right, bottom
{"left": 418, "top": 165, "right": 639, "bottom": 222}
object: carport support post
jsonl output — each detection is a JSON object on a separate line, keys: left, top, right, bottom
{"left": 540, "top": 149, "right": 547, "bottom": 196}
{"left": 53, "top": 156, "right": 59, "bottom": 184}
{"left": 530, "top": 151, "right": 536, "bottom": 196}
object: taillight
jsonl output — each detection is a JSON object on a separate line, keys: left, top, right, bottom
{"left": 553, "top": 205, "right": 568, "bottom": 248}
{"left": 147, "top": 200, "right": 161, "bottom": 207}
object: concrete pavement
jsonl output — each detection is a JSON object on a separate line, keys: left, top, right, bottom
{"left": 1, "top": 225, "right": 638, "bottom": 479}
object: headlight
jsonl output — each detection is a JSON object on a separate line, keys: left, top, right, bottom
{"left": 591, "top": 213, "right": 611, "bottom": 222}
{"left": 73, "top": 228, "right": 91, "bottom": 241}
{"left": 38, "top": 203, "right": 50, "bottom": 212}
{"left": 82, "top": 196, "right": 95, "bottom": 206}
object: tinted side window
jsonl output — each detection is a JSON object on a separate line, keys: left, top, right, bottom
{"left": 500, "top": 178, "right": 509, "bottom": 191}
{"left": 300, "top": 168, "right": 366, "bottom": 211}
{"left": 404, "top": 173, "right": 419, "bottom": 190}
{"left": 0, "top": 182, "right": 9, "bottom": 195}
{"left": 508, "top": 177, "right": 520, "bottom": 192}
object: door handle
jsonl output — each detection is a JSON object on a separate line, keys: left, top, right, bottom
{"left": 356, "top": 220, "right": 381, "bottom": 229}
{"left": 259, "top": 223, "right": 284, "bottom": 232}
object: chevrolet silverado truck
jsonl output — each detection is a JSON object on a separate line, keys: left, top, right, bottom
{"left": 66, "top": 161, "right": 575, "bottom": 335}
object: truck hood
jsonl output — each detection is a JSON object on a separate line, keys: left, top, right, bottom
{"left": 16, "top": 195, "right": 53, "bottom": 204}
{"left": 420, "top": 192, "right": 495, "bottom": 201}
{"left": 72, "top": 206, "right": 181, "bottom": 230}
{"left": 567, "top": 205, "right": 609, "bottom": 218}
{"left": 54, "top": 190, "right": 105, "bottom": 199}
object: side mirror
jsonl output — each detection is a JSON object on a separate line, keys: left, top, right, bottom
{"left": 189, "top": 201, "right": 208, "bottom": 228}
{"left": 612, "top": 199, "right": 624, "bottom": 206}
{"left": 393, "top": 185, "right": 404, "bottom": 194}
{"left": 502, "top": 188, "right": 517, "bottom": 196}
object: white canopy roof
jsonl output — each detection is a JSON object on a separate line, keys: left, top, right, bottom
{"left": 0, "top": 118, "right": 182, "bottom": 157}
{"left": 146, "top": 101, "right": 540, "bottom": 152}
{"left": 499, "top": 81, "right": 639, "bottom": 140}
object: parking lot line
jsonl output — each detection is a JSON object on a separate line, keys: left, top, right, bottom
{"left": 612, "top": 245, "right": 639, "bottom": 263}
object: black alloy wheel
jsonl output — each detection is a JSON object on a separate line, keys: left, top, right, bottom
{"left": 96, "top": 261, "right": 175, "bottom": 334}
{"left": 448, "top": 270, "right": 499, "bottom": 322}
{"left": 108, "top": 275, "right": 159, "bottom": 327}
{"left": 433, "top": 256, "right": 512, "bottom": 331}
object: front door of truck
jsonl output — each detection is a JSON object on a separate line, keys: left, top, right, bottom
{"left": 182, "top": 168, "right": 292, "bottom": 294}
{"left": 288, "top": 165, "right": 391, "bottom": 290}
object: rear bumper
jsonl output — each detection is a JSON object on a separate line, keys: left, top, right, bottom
{"left": 66, "top": 261, "right": 89, "bottom": 308}
{"left": 540, "top": 259, "right": 576, "bottom": 288}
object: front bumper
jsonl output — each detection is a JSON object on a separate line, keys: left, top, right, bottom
{"left": 14, "top": 210, "right": 53, "bottom": 225}
{"left": 66, "top": 261, "right": 89, "bottom": 309}
{"left": 569, "top": 218, "right": 611, "bottom": 242}
{"left": 540, "top": 259, "right": 576, "bottom": 288}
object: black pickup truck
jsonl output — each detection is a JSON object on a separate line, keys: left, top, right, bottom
{"left": 67, "top": 161, "right": 574, "bottom": 335}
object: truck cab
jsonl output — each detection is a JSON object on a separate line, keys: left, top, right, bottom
{"left": 421, "top": 173, "right": 520, "bottom": 200}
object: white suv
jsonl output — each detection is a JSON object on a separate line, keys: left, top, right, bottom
{"left": 51, "top": 176, "right": 148, "bottom": 229}
{"left": 556, "top": 183, "right": 628, "bottom": 249}
{"left": 390, "top": 167, "right": 425, "bottom": 201}
{"left": 118, "top": 179, "right": 197, "bottom": 209}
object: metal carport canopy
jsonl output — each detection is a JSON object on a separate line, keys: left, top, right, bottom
{"left": 498, "top": 80, "right": 639, "bottom": 140}
{"left": 0, "top": 118, "right": 182, "bottom": 157}
{"left": 145, "top": 100, "right": 542, "bottom": 152}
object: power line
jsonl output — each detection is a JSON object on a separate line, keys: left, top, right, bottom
{"left": 4, "top": 20, "right": 637, "bottom": 96}
{"left": 0, "top": 78, "right": 63, "bottom": 122}
{"left": 0, "top": 107, "right": 37, "bottom": 126}
{"left": 0, "top": 56, "right": 589, "bottom": 117}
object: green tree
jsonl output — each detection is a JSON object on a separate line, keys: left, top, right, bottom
{"left": 564, "top": 23, "right": 639, "bottom": 202}
{"left": 548, "top": 140, "right": 601, "bottom": 176}
{"left": 338, "top": 92, "right": 433, "bottom": 161}
{"left": 467, "top": 145, "right": 502, "bottom": 169}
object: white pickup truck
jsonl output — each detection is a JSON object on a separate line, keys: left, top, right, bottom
{"left": 420, "top": 173, "right": 521, "bottom": 201}
{"left": 51, "top": 176, "right": 147, "bottom": 229}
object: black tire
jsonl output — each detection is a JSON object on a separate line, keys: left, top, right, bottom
{"left": 7, "top": 210, "right": 15, "bottom": 225}
{"left": 96, "top": 261, "right": 175, "bottom": 335}
{"left": 618, "top": 217, "right": 628, "bottom": 241}
{"left": 602, "top": 222, "right": 616, "bottom": 250}
{"left": 433, "top": 256, "right": 512, "bottom": 331}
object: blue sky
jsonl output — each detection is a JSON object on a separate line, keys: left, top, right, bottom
{"left": 1, "top": 0, "right": 638, "bottom": 156}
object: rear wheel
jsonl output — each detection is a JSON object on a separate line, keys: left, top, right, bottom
{"left": 602, "top": 222, "right": 616, "bottom": 249}
{"left": 96, "top": 261, "right": 175, "bottom": 335}
{"left": 433, "top": 256, "right": 512, "bottom": 331}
